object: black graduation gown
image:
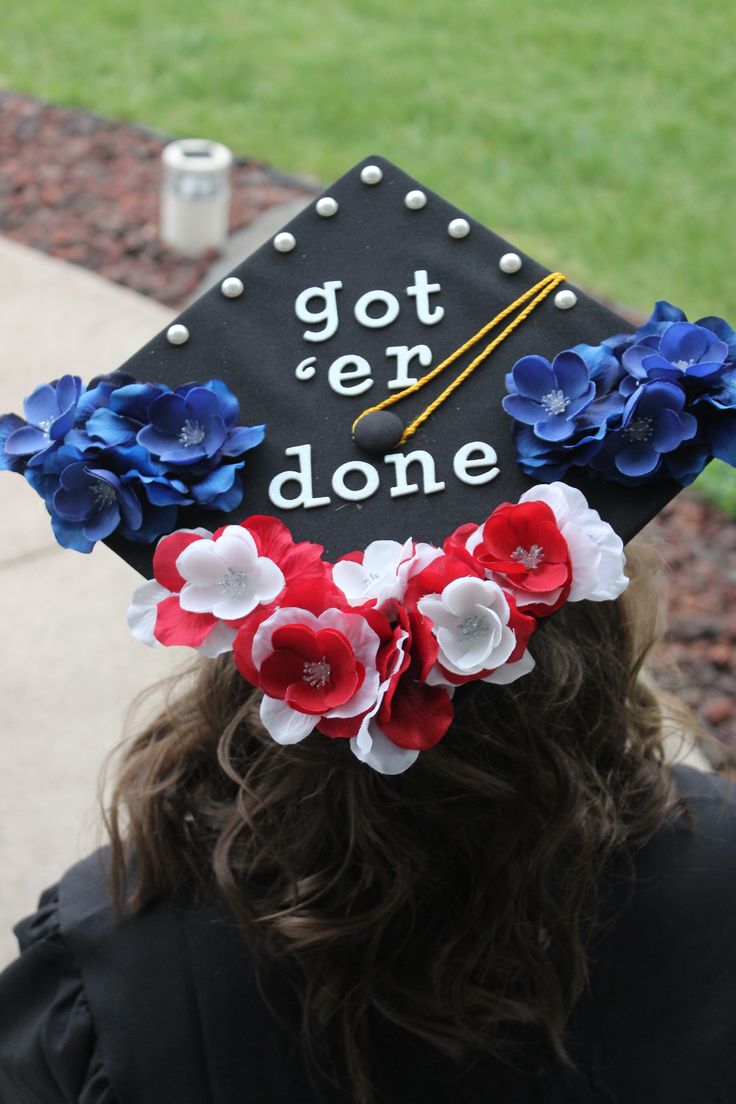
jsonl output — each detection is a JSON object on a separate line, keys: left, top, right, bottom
{"left": 1, "top": 762, "right": 735, "bottom": 1104}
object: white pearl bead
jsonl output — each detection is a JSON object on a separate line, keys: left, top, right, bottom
{"left": 166, "top": 323, "right": 189, "bottom": 346}
{"left": 554, "top": 289, "right": 578, "bottom": 310}
{"left": 220, "top": 276, "right": 244, "bottom": 298}
{"left": 499, "top": 252, "right": 522, "bottom": 274}
{"left": 448, "top": 218, "right": 470, "bottom": 239}
{"left": 273, "top": 231, "right": 296, "bottom": 253}
{"left": 404, "top": 189, "right": 427, "bottom": 210}
{"left": 316, "top": 196, "right": 338, "bottom": 217}
{"left": 360, "top": 164, "right": 383, "bottom": 185}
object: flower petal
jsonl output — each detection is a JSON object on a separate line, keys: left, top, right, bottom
{"left": 177, "top": 539, "right": 226, "bottom": 586}
{"left": 127, "top": 580, "right": 170, "bottom": 646}
{"left": 260, "top": 695, "right": 316, "bottom": 744}
{"left": 551, "top": 351, "right": 590, "bottom": 398}
{"left": 533, "top": 416, "right": 575, "bottom": 442}
{"left": 511, "top": 356, "right": 557, "bottom": 400}
{"left": 349, "top": 723, "right": 420, "bottom": 774}
{"left": 23, "top": 383, "right": 59, "bottom": 426}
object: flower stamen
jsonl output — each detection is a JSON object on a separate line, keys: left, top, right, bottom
{"left": 218, "top": 567, "right": 250, "bottom": 599}
{"left": 303, "top": 658, "right": 331, "bottom": 688}
{"left": 623, "top": 416, "right": 654, "bottom": 443}
{"left": 91, "top": 481, "right": 116, "bottom": 509}
{"left": 540, "top": 389, "right": 570, "bottom": 416}
{"left": 178, "top": 419, "right": 206, "bottom": 447}
{"left": 510, "top": 543, "right": 545, "bottom": 570}
{"left": 456, "top": 614, "right": 489, "bottom": 640}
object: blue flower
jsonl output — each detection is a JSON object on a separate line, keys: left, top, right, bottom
{"left": 502, "top": 351, "right": 597, "bottom": 442}
{"left": 621, "top": 322, "right": 730, "bottom": 392}
{"left": 2, "top": 371, "right": 267, "bottom": 553}
{"left": 137, "top": 386, "right": 228, "bottom": 463}
{"left": 0, "top": 413, "right": 26, "bottom": 472}
{"left": 591, "top": 380, "right": 697, "bottom": 480}
{"left": 3, "top": 375, "right": 82, "bottom": 467}
{"left": 512, "top": 417, "right": 614, "bottom": 481}
{"left": 505, "top": 345, "right": 626, "bottom": 478}
{"left": 690, "top": 366, "right": 736, "bottom": 467}
{"left": 52, "top": 462, "right": 144, "bottom": 550}
{"left": 81, "top": 381, "right": 171, "bottom": 449}
{"left": 74, "top": 371, "right": 136, "bottom": 422}
{"left": 188, "top": 458, "right": 247, "bottom": 512}
{"left": 136, "top": 380, "right": 264, "bottom": 465}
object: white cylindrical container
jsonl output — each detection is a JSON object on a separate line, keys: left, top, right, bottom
{"left": 160, "top": 138, "right": 233, "bottom": 257}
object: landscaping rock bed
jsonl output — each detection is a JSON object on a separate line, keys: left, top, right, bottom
{"left": 649, "top": 495, "right": 736, "bottom": 770}
{"left": 0, "top": 91, "right": 733, "bottom": 769}
{"left": 0, "top": 91, "right": 316, "bottom": 306}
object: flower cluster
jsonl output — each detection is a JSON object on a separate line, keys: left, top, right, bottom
{"left": 128, "top": 483, "right": 628, "bottom": 775}
{"left": 503, "top": 301, "right": 736, "bottom": 485}
{"left": 0, "top": 372, "right": 265, "bottom": 551}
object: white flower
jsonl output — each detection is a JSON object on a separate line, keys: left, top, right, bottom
{"left": 333, "top": 539, "right": 441, "bottom": 607}
{"left": 519, "top": 482, "right": 628, "bottom": 602}
{"left": 175, "top": 525, "right": 285, "bottom": 620}
{"left": 418, "top": 576, "right": 517, "bottom": 679}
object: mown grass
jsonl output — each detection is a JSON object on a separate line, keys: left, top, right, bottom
{"left": 1, "top": 0, "right": 734, "bottom": 511}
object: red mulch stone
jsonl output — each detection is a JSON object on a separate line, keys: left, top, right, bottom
{"left": 0, "top": 92, "right": 733, "bottom": 769}
{"left": 649, "top": 494, "right": 736, "bottom": 770}
{"left": 0, "top": 91, "right": 317, "bottom": 306}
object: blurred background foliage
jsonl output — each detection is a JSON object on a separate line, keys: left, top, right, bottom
{"left": 1, "top": 0, "right": 734, "bottom": 507}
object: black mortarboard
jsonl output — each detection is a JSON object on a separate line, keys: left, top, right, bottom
{"left": 5, "top": 155, "right": 734, "bottom": 772}
{"left": 103, "top": 154, "right": 681, "bottom": 575}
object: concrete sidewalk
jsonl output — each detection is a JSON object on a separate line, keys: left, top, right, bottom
{"left": 0, "top": 235, "right": 711, "bottom": 969}
{"left": 0, "top": 239, "right": 188, "bottom": 966}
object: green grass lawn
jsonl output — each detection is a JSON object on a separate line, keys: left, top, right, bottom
{"left": 1, "top": 0, "right": 735, "bottom": 511}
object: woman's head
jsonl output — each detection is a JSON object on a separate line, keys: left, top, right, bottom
{"left": 107, "top": 537, "right": 689, "bottom": 1103}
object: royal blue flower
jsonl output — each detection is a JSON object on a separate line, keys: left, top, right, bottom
{"left": 188, "top": 458, "right": 247, "bottom": 512}
{"left": 52, "top": 462, "right": 144, "bottom": 549}
{"left": 0, "top": 413, "right": 26, "bottom": 472}
{"left": 591, "top": 379, "right": 697, "bottom": 480}
{"left": 621, "top": 322, "right": 730, "bottom": 394}
{"left": 136, "top": 381, "right": 264, "bottom": 465}
{"left": 512, "top": 416, "right": 617, "bottom": 481}
{"left": 502, "top": 351, "right": 597, "bottom": 442}
{"left": 74, "top": 371, "right": 136, "bottom": 423}
{"left": 690, "top": 366, "right": 736, "bottom": 467}
{"left": 137, "top": 386, "right": 228, "bottom": 463}
{"left": 2, "top": 371, "right": 265, "bottom": 552}
{"left": 101, "top": 443, "right": 192, "bottom": 507}
{"left": 505, "top": 344, "right": 626, "bottom": 478}
{"left": 3, "top": 375, "right": 83, "bottom": 467}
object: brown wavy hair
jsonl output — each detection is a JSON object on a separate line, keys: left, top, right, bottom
{"left": 106, "top": 538, "right": 696, "bottom": 1102}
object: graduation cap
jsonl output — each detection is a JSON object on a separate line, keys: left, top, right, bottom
{"left": 3, "top": 155, "right": 735, "bottom": 773}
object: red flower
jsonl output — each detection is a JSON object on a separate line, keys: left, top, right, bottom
{"left": 234, "top": 606, "right": 383, "bottom": 747}
{"left": 259, "top": 623, "right": 365, "bottom": 715}
{"left": 457, "top": 501, "right": 572, "bottom": 616}
{"left": 377, "top": 670, "right": 453, "bottom": 751}
{"left": 320, "top": 602, "right": 454, "bottom": 751}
